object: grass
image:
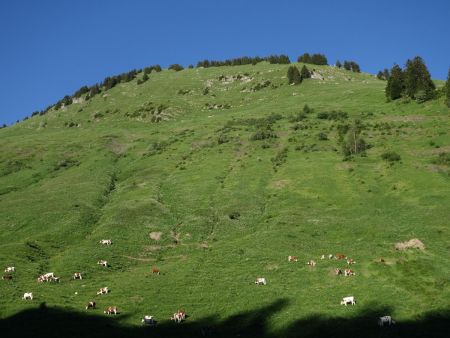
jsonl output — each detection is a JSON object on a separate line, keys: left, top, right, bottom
{"left": 0, "top": 61, "right": 449, "bottom": 337}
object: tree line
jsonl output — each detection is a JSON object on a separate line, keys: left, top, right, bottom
{"left": 196, "top": 55, "right": 291, "bottom": 68}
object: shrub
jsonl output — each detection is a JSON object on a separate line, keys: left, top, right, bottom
{"left": 168, "top": 64, "right": 184, "bottom": 71}
{"left": 381, "top": 151, "right": 401, "bottom": 162}
{"left": 433, "top": 152, "right": 450, "bottom": 166}
{"left": 250, "top": 129, "right": 277, "bottom": 141}
{"left": 318, "top": 132, "right": 328, "bottom": 140}
{"left": 217, "top": 134, "right": 230, "bottom": 144}
{"left": 287, "top": 66, "right": 302, "bottom": 85}
{"left": 271, "top": 147, "right": 288, "bottom": 168}
{"left": 229, "top": 211, "right": 240, "bottom": 220}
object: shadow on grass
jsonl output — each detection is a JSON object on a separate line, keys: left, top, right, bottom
{"left": 0, "top": 300, "right": 448, "bottom": 338}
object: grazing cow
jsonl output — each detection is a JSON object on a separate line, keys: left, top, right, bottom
{"left": 97, "top": 287, "right": 109, "bottom": 295}
{"left": 340, "top": 296, "right": 356, "bottom": 306}
{"left": 378, "top": 315, "right": 395, "bottom": 327}
{"left": 104, "top": 306, "right": 118, "bottom": 315}
{"left": 22, "top": 292, "right": 33, "bottom": 300}
{"left": 335, "top": 268, "right": 343, "bottom": 275}
{"left": 255, "top": 277, "right": 267, "bottom": 285}
{"left": 4, "top": 267, "right": 15, "bottom": 273}
{"left": 335, "top": 254, "right": 346, "bottom": 260}
{"left": 73, "top": 272, "right": 83, "bottom": 280}
{"left": 2, "top": 275, "right": 13, "bottom": 280}
{"left": 328, "top": 254, "right": 334, "bottom": 259}
{"left": 97, "top": 260, "right": 108, "bottom": 267}
{"left": 347, "top": 259, "right": 356, "bottom": 265}
{"left": 50, "top": 276, "right": 60, "bottom": 283}
{"left": 288, "top": 256, "right": 298, "bottom": 262}
{"left": 142, "top": 315, "right": 157, "bottom": 326}
{"left": 151, "top": 267, "right": 160, "bottom": 275}
{"left": 306, "top": 260, "right": 316, "bottom": 267}
{"left": 171, "top": 310, "right": 186, "bottom": 323}
{"left": 344, "top": 269, "right": 355, "bottom": 276}
{"left": 86, "top": 301, "right": 96, "bottom": 310}
{"left": 99, "top": 239, "right": 112, "bottom": 245}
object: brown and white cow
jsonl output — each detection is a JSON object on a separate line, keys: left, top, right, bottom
{"left": 86, "top": 301, "right": 96, "bottom": 310}
{"left": 306, "top": 260, "right": 316, "bottom": 267}
{"left": 335, "top": 253, "right": 346, "bottom": 260}
{"left": 97, "top": 260, "right": 108, "bottom": 267}
{"left": 344, "top": 269, "right": 355, "bottom": 276}
{"left": 151, "top": 267, "right": 160, "bottom": 275}
{"left": 288, "top": 256, "right": 298, "bottom": 262}
{"left": 347, "top": 259, "right": 356, "bottom": 265}
{"left": 97, "top": 287, "right": 109, "bottom": 295}
{"left": 73, "top": 272, "right": 83, "bottom": 280}
{"left": 104, "top": 306, "right": 118, "bottom": 315}
{"left": 170, "top": 310, "right": 186, "bottom": 323}
{"left": 335, "top": 268, "right": 343, "bottom": 275}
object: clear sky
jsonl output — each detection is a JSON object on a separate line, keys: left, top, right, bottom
{"left": 0, "top": 0, "right": 449, "bottom": 125}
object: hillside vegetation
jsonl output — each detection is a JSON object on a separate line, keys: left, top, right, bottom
{"left": 0, "top": 61, "right": 449, "bottom": 337}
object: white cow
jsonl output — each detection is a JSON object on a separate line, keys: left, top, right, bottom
{"left": 142, "top": 315, "right": 157, "bottom": 326}
{"left": 255, "top": 277, "right": 267, "bottom": 285}
{"left": 22, "top": 292, "right": 33, "bottom": 300}
{"left": 340, "top": 296, "right": 356, "bottom": 306}
{"left": 378, "top": 316, "right": 395, "bottom": 326}
{"left": 341, "top": 296, "right": 356, "bottom": 306}
{"left": 97, "top": 260, "right": 108, "bottom": 267}
{"left": 99, "top": 239, "right": 112, "bottom": 245}
{"left": 4, "top": 267, "right": 15, "bottom": 273}
{"left": 43, "top": 272, "right": 54, "bottom": 278}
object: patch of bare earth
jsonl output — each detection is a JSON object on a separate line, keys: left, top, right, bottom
{"left": 271, "top": 179, "right": 290, "bottom": 189}
{"left": 149, "top": 232, "right": 162, "bottom": 241}
{"left": 395, "top": 238, "right": 425, "bottom": 251}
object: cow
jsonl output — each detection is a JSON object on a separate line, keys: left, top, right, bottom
{"left": 255, "top": 277, "right": 267, "bottom": 285}
{"left": 340, "top": 296, "right": 356, "bottom": 306}
{"left": 347, "top": 259, "right": 356, "bottom": 265}
{"left": 170, "top": 310, "right": 186, "bottom": 323}
{"left": 104, "top": 306, "right": 118, "bottom": 315}
{"left": 344, "top": 269, "right": 355, "bottom": 276}
{"left": 73, "top": 272, "right": 83, "bottom": 280}
{"left": 50, "top": 276, "right": 60, "bottom": 283}
{"left": 22, "top": 292, "right": 33, "bottom": 300}
{"left": 97, "top": 260, "right": 108, "bottom": 267}
{"left": 151, "top": 267, "right": 160, "bottom": 275}
{"left": 321, "top": 255, "right": 325, "bottom": 260}
{"left": 86, "top": 301, "right": 96, "bottom": 310}
{"left": 2, "top": 275, "right": 13, "bottom": 280}
{"left": 99, "top": 239, "right": 112, "bottom": 246}
{"left": 288, "top": 256, "right": 298, "bottom": 262}
{"left": 142, "top": 315, "right": 157, "bottom": 326}
{"left": 306, "top": 260, "right": 316, "bottom": 267}
{"left": 97, "top": 287, "right": 109, "bottom": 295}
{"left": 4, "top": 267, "right": 15, "bottom": 273}
{"left": 335, "top": 268, "right": 343, "bottom": 275}
{"left": 328, "top": 254, "right": 334, "bottom": 259}
{"left": 378, "top": 315, "right": 395, "bottom": 327}
{"left": 335, "top": 254, "right": 346, "bottom": 260}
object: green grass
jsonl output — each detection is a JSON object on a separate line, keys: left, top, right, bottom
{"left": 0, "top": 62, "right": 449, "bottom": 337}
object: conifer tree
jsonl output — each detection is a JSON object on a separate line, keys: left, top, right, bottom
{"left": 287, "top": 66, "right": 302, "bottom": 85}
{"left": 404, "top": 56, "right": 435, "bottom": 101}
{"left": 343, "top": 61, "right": 351, "bottom": 71}
{"left": 300, "top": 65, "right": 311, "bottom": 79}
{"left": 377, "top": 71, "right": 384, "bottom": 80}
{"left": 297, "top": 53, "right": 311, "bottom": 63}
{"left": 336, "top": 60, "right": 342, "bottom": 68}
{"left": 383, "top": 68, "right": 390, "bottom": 80}
{"left": 385, "top": 64, "right": 404, "bottom": 101}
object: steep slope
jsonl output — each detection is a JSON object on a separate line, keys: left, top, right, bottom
{"left": 0, "top": 62, "right": 449, "bottom": 337}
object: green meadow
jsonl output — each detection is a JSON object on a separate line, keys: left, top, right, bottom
{"left": 0, "top": 62, "right": 449, "bottom": 337}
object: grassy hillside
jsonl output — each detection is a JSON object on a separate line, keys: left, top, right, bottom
{"left": 0, "top": 62, "right": 449, "bottom": 337}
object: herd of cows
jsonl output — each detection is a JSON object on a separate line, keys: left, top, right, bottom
{"left": 2, "top": 241, "right": 396, "bottom": 328}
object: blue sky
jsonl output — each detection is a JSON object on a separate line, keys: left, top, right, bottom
{"left": 0, "top": 0, "right": 449, "bottom": 125}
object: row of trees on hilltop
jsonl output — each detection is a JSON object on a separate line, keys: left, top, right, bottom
{"left": 335, "top": 60, "right": 361, "bottom": 73}
{"left": 385, "top": 56, "right": 436, "bottom": 102}
{"left": 196, "top": 55, "right": 291, "bottom": 68}
{"left": 297, "top": 53, "right": 328, "bottom": 65}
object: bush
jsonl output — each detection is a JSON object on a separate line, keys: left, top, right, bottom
{"left": 318, "top": 132, "right": 328, "bottom": 140}
{"left": 250, "top": 129, "right": 277, "bottom": 141}
{"left": 168, "top": 64, "right": 184, "bottom": 71}
{"left": 433, "top": 152, "right": 450, "bottom": 166}
{"left": 287, "top": 66, "right": 302, "bottom": 85}
{"left": 381, "top": 151, "right": 401, "bottom": 162}
{"left": 217, "top": 134, "right": 230, "bottom": 144}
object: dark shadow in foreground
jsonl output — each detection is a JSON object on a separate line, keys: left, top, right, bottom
{"left": 1, "top": 300, "right": 448, "bottom": 338}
